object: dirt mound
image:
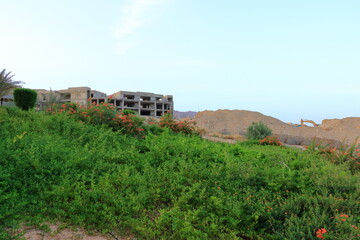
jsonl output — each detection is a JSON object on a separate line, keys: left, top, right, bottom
{"left": 321, "top": 117, "right": 360, "bottom": 132}
{"left": 195, "top": 110, "right": 360, "bottom": 146}
{"left": 195, "top": 110, "right": 290, "bottom": 135}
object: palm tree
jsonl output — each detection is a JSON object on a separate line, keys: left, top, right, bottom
{"left": 0, "top": 69, "right": 24, "bottom": 105}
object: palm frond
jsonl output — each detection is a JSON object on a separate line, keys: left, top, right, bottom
{"left": 0, "top": 69, "right": 24, "bottom": 98}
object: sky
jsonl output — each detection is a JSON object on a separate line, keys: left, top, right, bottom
{"left": 1, "top": 0, "right": 359, "bottom": 123}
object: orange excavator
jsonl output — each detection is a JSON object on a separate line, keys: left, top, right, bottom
{"left": 300, "top": 119, "right": 318, "bottom": 127}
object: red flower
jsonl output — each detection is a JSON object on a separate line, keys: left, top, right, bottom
{"left": 316, "top": 234, "right": 324, "bottom": 239}
{"left": 316, "top": 228, "right": 327, "bottom": 239}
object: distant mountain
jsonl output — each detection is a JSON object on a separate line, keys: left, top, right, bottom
{"left": 173, "top": 110, "right": 197, "bottom": 119}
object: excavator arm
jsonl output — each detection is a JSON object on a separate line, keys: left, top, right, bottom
{"left": 300, "top": 119, "right": 318, "bottom": 127}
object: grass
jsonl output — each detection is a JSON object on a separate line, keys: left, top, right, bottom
{"left": 0, "top": 106, "right": 359, "bottom": 239}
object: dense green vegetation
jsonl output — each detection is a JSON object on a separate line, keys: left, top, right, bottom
{"left": 0, "top": 106, "right": 359, "bottom": 239}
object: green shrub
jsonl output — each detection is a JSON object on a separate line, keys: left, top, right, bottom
{"left": 142, "top": 122, "right": 164, "bottom": 135}
{"left": 246, "top": 121, "right": 272, "bottom": 140}
{"left": 13, "top": 88, "right": 37, "bottom": 110}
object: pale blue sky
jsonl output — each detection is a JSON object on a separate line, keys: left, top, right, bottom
{"left": 1, "top": 0, "right": 359, "bottom": 123}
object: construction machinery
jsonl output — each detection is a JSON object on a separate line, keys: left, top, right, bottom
{"left": 300, "top": 119, "right": 318, "bottom": 127}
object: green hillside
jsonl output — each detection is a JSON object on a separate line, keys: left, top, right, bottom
{"left": 0, "top": 106, "right": 359, "bottom": 239}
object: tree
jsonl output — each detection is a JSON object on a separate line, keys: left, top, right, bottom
{"left": 246, "top": 121, "right": 272, "bottom": 140}
{"left": 13, "top": 88, "right": 37, "bottom": 110}
{"left": 0, "top": 69, "right": 24, "bottom": 105}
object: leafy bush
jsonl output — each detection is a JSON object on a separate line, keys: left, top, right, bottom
{"left": 246, "top": 121, "right": 272, "bottom": 140}
{"left": 159, "top": 112, "right": 202, "bottom": 136}
{"left": 13, "top": 88, "right": 37, "bottom": 110}
{"left": 111, "top": 111, "right": 145, "bottom": 138}
{"left": 77, "top": 102, "right": 117, "bottom": 126}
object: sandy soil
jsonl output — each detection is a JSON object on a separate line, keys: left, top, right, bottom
{"left": 19, "top": 224, "right": 133, "bottom": 240}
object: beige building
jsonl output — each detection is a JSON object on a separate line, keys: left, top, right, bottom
{"left": 57, "top": 87, "right": 92, "bottom": 105}
{"left": 35, "top": 87, "right": 94, "bottom": 107}
{"left": 34, "top": 87, "right": 173, "bottom": 117}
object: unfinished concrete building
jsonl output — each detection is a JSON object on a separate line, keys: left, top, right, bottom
{"left": 89, "top": 90, "right": 107, "bottom": 105}
{"left": 34, "top": 87, "right": 173, "bottom": 117}
{"left": 108, "top": 91, "right": 173, "bottom": 117}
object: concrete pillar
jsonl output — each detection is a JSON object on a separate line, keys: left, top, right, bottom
{"left": 138, "top": 100, "right": 141, "bottom": 115}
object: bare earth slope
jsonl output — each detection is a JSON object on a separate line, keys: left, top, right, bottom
{"left": 195, "top": 110, "right": 360, "bottom": 146}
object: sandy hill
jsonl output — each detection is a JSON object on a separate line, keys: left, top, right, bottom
{"left": 195, "top": 110, "right": 360, "bottom": 146}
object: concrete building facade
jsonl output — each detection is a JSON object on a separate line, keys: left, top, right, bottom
{"left": 109, "top": 91, "right": 173, "bottom": 117}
